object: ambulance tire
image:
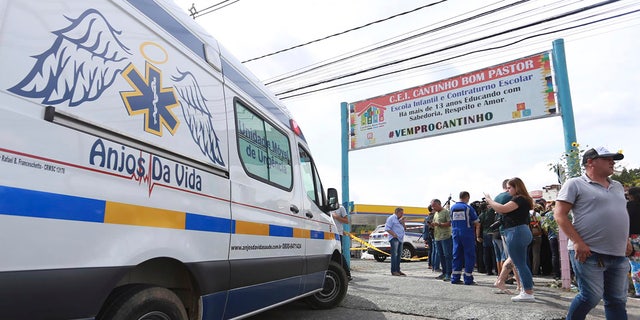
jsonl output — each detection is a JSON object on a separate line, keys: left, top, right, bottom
{"left": 306, "top": 260, "right": 348, "bottom": 309}
{"left": 97, "top": 284, "right": 188, "bottom": 320}
{"left": 373, "top": 254, "right": 387, "bottom": 262}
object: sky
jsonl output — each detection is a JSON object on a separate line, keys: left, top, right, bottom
{"left": 173, "top": 0, "right": 640, "bottom": 207}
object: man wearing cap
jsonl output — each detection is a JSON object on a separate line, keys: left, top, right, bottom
{"left": 554, "top": 147, "right": 633, "bottom": 320}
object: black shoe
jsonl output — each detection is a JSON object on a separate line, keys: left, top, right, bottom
{"left": 348, "top": 276, "right": 353, "bottom": 281}
{"left": 505, "top": 278, "right": 516, "bottom": 285}
{"left": 486, "top": 272, "right": 495, "bottom": 276}
{"left": 451, "top": 280, "right": 463, "bottom": 285}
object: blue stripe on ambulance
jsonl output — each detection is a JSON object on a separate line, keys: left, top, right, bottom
{"left": 269, "top": 224, "right": 293, "bottom": 237}
{"left": 0, "top": 185, "right": 331, "bottom": 238}
{"left": 185, "top": 213, "right": 232, "bottom": 233}
{"left": 0, "top": 186, "right": 105, "bottom": 223}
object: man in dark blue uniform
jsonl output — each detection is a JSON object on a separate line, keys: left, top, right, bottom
{"left": 450, "top": 191, "right": 480, "bottom": 285}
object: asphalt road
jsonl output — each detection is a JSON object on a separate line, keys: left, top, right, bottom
{"left": 249, "top": 258, "right": 640, "bottom": 320}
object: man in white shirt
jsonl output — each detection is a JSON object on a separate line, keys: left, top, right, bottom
{"left": 331, "top": 205, "right": 351, "bottom": 280}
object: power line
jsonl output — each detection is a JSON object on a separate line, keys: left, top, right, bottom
{"left": 298, "top": 11, "right": 638, "bottom": 101}
{"left": 264, "top": 0, "right": 570, "bottom": 86}
{"left": 264, "top": 0, "right": 532, "bottom": 86}
{"left": 268, "top": 0, "right": 593, "bottom": 91}
{"left": 241, "top": 0, "right": 448, "bottom": 64}
{"left": 273, "top": 1, "right": 597, "bottom": 95}
{"left": 276, "top": 2, "right": 636, "bottom": 99}
{"left": 267, "top": 1, "right": 630, "bottom": 94}
{"left": 272, "top": 0, "right": 621, "bottom": 97}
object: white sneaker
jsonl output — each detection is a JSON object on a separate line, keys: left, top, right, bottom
{"left": 511, "top": 292, "right": 535, "bottom": 302}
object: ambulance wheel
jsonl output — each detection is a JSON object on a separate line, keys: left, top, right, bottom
{"left": 373, "top": 254, "right": 387, "bottom": 262}
{"left": 306, "top": 260, "right": 348, "bottom": 309}
{"left": 97, "top": 284, "right": 188, "bottom": 320}
{"left": 401, "top": 245, "right": 415, "bottom": 260}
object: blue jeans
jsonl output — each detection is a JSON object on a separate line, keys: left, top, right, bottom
{"left": 425, "top": 235, "right": 432, "bottom": 266}
{"left": 567, "top": 250, "right": 629, "bottom": 320}
{"left": 435, "top": 237, "right": 453, "bottom": 278}
{"left": 426, "top": 234, "right": 439, "bottom": 269}
{"left": 492, "top": 235, "right": 506, "bottom": 262}
{"left": 483, "top": 233, "right": 495, "bottom": 274}
{"left": 390, "top": 237, "right": 402, "bottom": 273}
{"left": 503, "top": 224, "right": 533, "bottom": 290}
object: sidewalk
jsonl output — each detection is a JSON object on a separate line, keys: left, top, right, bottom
{"left": 248, "top": 259, "right": 640, "bottom": 319}
{"left": 348, "top": 259, "right": 640, "bottom": 320}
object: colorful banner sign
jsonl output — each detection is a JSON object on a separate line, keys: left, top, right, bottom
{"left": 348, "top": 52, "right": 558, "bottom": 150}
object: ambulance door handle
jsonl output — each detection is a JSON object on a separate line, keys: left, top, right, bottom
{"left": 290, "top": 205, "right": 299, "bottom": 214}
{"left": 305, "top": 211, "right": 313, "bottom": 218}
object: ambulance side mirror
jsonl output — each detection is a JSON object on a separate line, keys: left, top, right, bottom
{"left": 327, "top": 188, "right": 339, "bottom": 211}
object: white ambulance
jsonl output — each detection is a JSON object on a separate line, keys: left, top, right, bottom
{"left": 0, "top": 0, "right": 348, "bottom": 319}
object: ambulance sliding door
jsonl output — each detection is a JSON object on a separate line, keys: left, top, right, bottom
{"left": 297, "top": 144, "right": 334, "bottom": 293}
{"left": 225, "top": 99, "right": 306, "bottom": 318}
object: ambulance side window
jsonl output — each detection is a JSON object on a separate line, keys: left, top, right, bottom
{"left": 299, "top": 147, "right": 324, "bottom": 207}
{"left": 235, "top": 100, "right": 292, "bottom": 190}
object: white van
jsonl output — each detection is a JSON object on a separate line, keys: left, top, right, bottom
{"left": 367, "top": 222, "right": 428, "bottom": 262}
{"left": 0, "top": 0, "right": 348, "bottom": 319}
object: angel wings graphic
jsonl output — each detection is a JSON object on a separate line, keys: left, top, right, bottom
{"left": 8, "top": 9, "right": 225, "bottom": 166}
{"left": 172, "top": 70, "right": 225, "bottom": 166}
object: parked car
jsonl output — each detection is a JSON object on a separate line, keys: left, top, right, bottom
{"left": 367, "top": 222, "right": 428, "bottom": 262}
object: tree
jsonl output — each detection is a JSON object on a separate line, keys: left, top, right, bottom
{"left": 612, "top": 167, "right": 640, "bottom": 187}
{"left": 549, "top": 143, "right": 638, "bottom": 187}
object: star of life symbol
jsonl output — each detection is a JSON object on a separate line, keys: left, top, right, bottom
{"left": 120, "top": 61, "right": 179, "bottom": 136}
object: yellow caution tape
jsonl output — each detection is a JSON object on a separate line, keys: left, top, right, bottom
{"left": 346, "top": 232, "right": 428, "bottom": 262}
